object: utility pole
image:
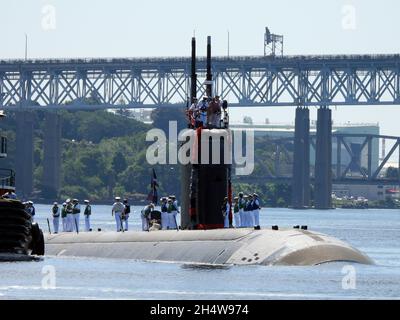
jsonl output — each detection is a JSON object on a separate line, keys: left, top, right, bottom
{"left": 227, "top": 30, "right": 230, "bottom": 58}
{"left": 25, "top": 34, "right": 28, "bottom": 61}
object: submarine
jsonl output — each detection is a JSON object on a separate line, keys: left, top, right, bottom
{"left": 45, "top": 36, "right": 373, "bottom": 266}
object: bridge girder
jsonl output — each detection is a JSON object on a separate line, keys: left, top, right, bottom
{"left": 1, "top": 54, "right": 400, "bottom": 110}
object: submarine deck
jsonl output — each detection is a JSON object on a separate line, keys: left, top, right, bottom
{"left": 44, "top": 228, "right": 373, "bottom": 266}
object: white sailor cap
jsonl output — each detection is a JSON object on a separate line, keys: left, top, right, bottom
{"left": 115, "top": 196, "right": 121, "bottom": 200}
{"left": 28, "top": 201, "right": 33, "bottom": 205}
{"left": 84, "top": 200, "right": 90, "bottom": 203}
{"left": 53, "top": 202, "right": 58, "bottom": 205}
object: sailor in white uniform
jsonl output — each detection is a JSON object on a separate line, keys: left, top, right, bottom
{"left": 245, "top": 195, "right": 254, "bottom": 227}
{"left": 72, "top": 199, "right": 81, "bottom": 232}
{"left": 51, "top": 202, "right": 60, "bottom": 234}
{"left": 238, "top": 192, "right": 245, "bottom": 227}
{"left": 233, "top": 197, "right": 241, "bottom": 228}
{"left": 197, "top": 96, "right": 209, "bottom": 127}
{"left": 222, "top": 197, "right": 230, "bottom": 228}
{"left": 170, "top": 195, "right": 179, "bottom": 229}
{"left": 111, "top": 197, "right": 124, "bottom": 232}
{"left": 65, "top": 199, "right": 73, "bottom": 232}
{"left": 252, "top": 193, "right": 261, "bottom": 230}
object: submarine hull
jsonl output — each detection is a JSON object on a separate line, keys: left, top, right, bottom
{"left": 44, "top": 228, "right": 372, "bottom": 266}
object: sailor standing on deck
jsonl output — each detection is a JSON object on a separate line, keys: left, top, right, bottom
{"left": 188, "top": 98, "right": 198, "bottom": 128}
{"left": 207, "top": 97, "right": 222, "bottom": 128}
{"left": 160, "top": 197, "right": 168, "bottom": 230}
{"left": 170, "top": 195, "right": 179, "bottom": 229}
{"left": 83, "top": 200, "right": 92, "bottom": 232}
{"left": 61, "top": 202, "right": 67, "bottom": 232}
{"left": 246, "top": 195, "right": 254, "bottom": 228}
{"left": 197, "top": 96, "right": 209, "bottom": 128}
{"left": 51, "top": 202, "right": 60, "bottom": 234}
{"left": 122, "top": 199, "right": 130, "bottom": 231}
{"left": 141, "top": 203, "right": 154, "bottom": 231}
{"left": 71, "top": 199, "right": 81, "bottom": 232}
{"left": 242, "top": 195, "right": 248, "bottom": 227}
{"left": 222, "top": 197, "right": 230, "bottom": 228}
{"left": 233, "top": 197, "right": 240, "bottom": 228}
{"left": 65, "top": 199, "right": 73, "bottom": 232}
{"left": 166, "top": 198, "right": 176, "bottom": 229}
{"left": 111, "top": 197, "right": 124, "bottom": 232}
{"left": 252, "top": 193, "right": 261, "bottom": 230}
{"left": 238, "top": 192, "right": 245, "bottom": 227}
{"left": 214, "top": 96, "right": 222, "bottom": 127}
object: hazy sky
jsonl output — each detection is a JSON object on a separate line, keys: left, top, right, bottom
{"left": 2, "top": 0, "right": 400, "bottom": 138}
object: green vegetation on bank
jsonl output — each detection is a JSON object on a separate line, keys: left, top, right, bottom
{"left": 3, "top": 109, "right": 397, "bottom": 208}
{"left": 1, "top": 109, "right": 293, "bottom": 204}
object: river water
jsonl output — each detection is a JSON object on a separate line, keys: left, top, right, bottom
{"left": 0, "top": 205, "right": 399, "bottom": 300}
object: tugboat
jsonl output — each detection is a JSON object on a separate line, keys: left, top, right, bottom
{"left": 0, "top": 111, "right": 45, "bottom": 261}
{"left": 44, "top": 37, "right": 373, "bottom": 266}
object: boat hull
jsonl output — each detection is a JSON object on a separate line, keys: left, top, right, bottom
{"left": 45, "top": 228, "right": 373, "bottom": 266}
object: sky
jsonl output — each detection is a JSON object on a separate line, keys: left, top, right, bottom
{"left": 1, "top": 0, "right": 400, "bottom": 139}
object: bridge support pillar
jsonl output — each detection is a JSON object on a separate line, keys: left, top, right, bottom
{"left": 292, "top": 107, "right": 310, "bottom": 208}
{"left": 42, "top": 113, "right": 62, "bottom": 199}
{"left": 16, "top": 112, "right": 34, "bottom": 199}
{"left": 315, "top": 107, "right": 332, "bottom": 209}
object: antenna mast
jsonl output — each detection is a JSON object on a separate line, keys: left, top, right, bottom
{"left": 264, "top": 27, "right": 284, "bottom": 57}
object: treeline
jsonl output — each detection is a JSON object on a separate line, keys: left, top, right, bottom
{"left": 1, "top": 108, "right": 292, "bottom": 205}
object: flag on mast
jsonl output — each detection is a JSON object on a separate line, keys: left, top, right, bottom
{"left": 147, "top": 168, "right": 159, "bottom": 205}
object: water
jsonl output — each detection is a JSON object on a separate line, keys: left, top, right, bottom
{"left": 0, "top": 205, "right": 399, "bottom": 300}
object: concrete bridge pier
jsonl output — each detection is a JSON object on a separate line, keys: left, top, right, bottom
{"left": 314, "top": 107, "right": 332, "bottom": 209}
{"left": 16, "top": 112, "right": 34, "bottom": 199}
{"left": 292, "top": 107, "right": 310, "bottom": 208}
{"left": 42, "top": 113, "right": 62, "bottom": 199}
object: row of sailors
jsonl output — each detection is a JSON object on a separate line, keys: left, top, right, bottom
{"left": 51, "top": 199, "right": 91, "bottom": 233}
{"left": 222, "top": 193, "right": 261, "bottom": 230}
{"left": 50, "top": 197, "right": 129, "bottom": 234}
{"left": 187, "top": 96, "right": 226, "bottom": 129}
{"left": 141, "top": 196, "right": 179, "bottom": 231}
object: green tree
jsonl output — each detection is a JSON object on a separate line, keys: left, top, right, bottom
{"left": 151, "top": 108, "right": 187, "bottom": 133}
{"left": 112, "top": 151, "right": 127, "bottom": 174}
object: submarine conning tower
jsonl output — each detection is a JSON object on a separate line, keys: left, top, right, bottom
{"left": 180, "top": 36, "right": 232, "bottom": 230}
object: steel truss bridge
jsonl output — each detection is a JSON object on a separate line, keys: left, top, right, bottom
{"left": 1, "top": 54, "right": 400, "bottom": 110}
{"left": 233, "top": 133, "right": 400, "bottom": 186}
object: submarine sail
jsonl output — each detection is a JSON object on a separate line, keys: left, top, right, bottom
{"left": 181, "top": 36, "right": 232, "bottom": 230}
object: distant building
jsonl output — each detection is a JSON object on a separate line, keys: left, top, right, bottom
{"left": 333, "top": 184, "right": 399, "bottom": 201}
